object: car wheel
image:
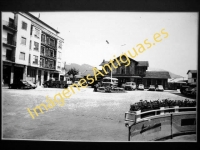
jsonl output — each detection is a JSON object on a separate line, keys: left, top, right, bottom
{"left": 56, "top": 84, "right": 59, "bottom": 88}
{"left": 21, "top": 86, "right": 24, "bottom": 89}
{"left": 60, "top": 84, "right": 64, "bottom": 88}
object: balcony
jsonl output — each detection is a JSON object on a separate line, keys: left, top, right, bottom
{"left": 2, "top": 55, "right": 15, "bottom": 62}
{"left": 40, "top": 53, "right": 56, "bottom": 60}
{"left": 2, "top": 20, "right": 17, "bottom": 32}
{"left": 39, "top": 63, "right": 56, "bottom": 70}
{"left": 3, "top": 38, "right": 16, "bottom": 48}
{"left": 41, "top": 41, "right": 57, "bottom": 50}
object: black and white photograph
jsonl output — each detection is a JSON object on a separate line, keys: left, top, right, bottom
{"left": 1, "top": 10, "right": 198, "bottom": 142}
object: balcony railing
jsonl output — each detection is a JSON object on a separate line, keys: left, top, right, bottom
{"left": 40, "top": 64, "right": 55, "bottom": 70}
{"left": 2, "top": 20, "right": 17, "bottom": 31}
{"left": 40, "top": 53, "right": 56, "bottom": 60}
{"left": 3, "top": 55, "right": 15, "bottom": 62}
{"left": 3, "top": 38, "right": 16, "bottom": 47}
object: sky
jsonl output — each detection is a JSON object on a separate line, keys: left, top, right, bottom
{"left": 30, "top": 12, "right": 198, "bottom": 78}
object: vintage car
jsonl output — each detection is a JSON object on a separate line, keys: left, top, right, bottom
{"left": 137, "top": 84, "right": 144, "bottom": 90}
{"left": 156, "top": 85, "right": 164, "bottom": 91}
{"left": 124, "top": 82, "right": 136, "bottom": 91}
{"left": 9, "top": 80, "right": 32, "bottom": 89}
{"left": 26, "top": 81, "right": 37, "bottom": 89}
{"left": 148, "top": 85, "right": 156, "bottom": 91}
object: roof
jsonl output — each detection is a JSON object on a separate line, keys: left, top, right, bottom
{"left": 99, "top": 56, "right": 139, "bottom": 66}
{"left": 25, "top": 12, "right": 60, "bottom": 34}
{"left": 145, "top": 71, "right": 171, "bottom": 79}
{"left": 187, "top": 70, "right": 197, "bottom": 74}
{"left": 99, "top": 60, "right": 109, "bottom": 66}
{"left": 137, "top": 61, "right": 149, "bottom": 67}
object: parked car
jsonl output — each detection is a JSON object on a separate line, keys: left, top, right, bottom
{"left": 9, "top": 80, "right": 32, "bottom": 89}
{"left": 137, "top": 84, "right": 144, "bottom": 90}
{"left": 26, "top": 81, "right": 37, "bottom": 89}
{"left": 148, "top": 85, "right": 155, "bottom": 91}
{"left": 74, "top": 81, "right": 81, "bottom": 87}
{"left": 156, "top": 85, "right": 164, "bottom": 91}
{"left": 124, "top": 82, "right": 136, "bottom": 91}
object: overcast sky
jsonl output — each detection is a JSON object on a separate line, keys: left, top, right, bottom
{"left": 30, "top": 12, "right": 198, "bottom": 78}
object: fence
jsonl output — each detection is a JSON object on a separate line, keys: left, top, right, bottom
{"left": 125, "top": 107, "right": 196, "bottom": 141}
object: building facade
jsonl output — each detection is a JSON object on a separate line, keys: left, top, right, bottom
{"left": 2, "top": 12, "right": 64, "bottom": 86}
{"left": 99, "top": 56, "right": 170, "bottom": 89}
{"left": 187, "top": 70, "right": 197, "bottom": 84}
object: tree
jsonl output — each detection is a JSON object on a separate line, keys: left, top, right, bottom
{"left": 66, "top": 67, "right": 79, "bottom": 82}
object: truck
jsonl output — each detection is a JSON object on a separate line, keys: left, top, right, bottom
{"left": 43, "top": 78, "right": 72, "bottom": 88}
{"left": 180, "top": 82, "right": 196, "bottom": 97}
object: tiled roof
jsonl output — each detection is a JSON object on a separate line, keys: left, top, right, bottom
{"left": 137, "top": 61, "right": 149, "bottom": 67}
{"left": 187, "top": 70, "right": 197, "bottom": 74}
{"left": 99, "top": 60, "right": 109, "bottom": 66}
{"left": 145, "top": 71, "right": 171, "bottom": 79}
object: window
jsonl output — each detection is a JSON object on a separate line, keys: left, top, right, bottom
{"left": 19, "top": 52, "right": 25, "bottom": 60}
{"left": 41, "top": 46, "right": 45, "bottom": 56}
{"left": 7, "top": 33, "right": 13, "bottom": 45}
{"left": 50, "top": 38, "right": 55, "bottom": 47}
{"left": 33, "top": 55, "right": 38, "bottom": 64}
{"left": 49, "top": 60, "right": 54, "bottom": 69}
{"left": 58, "top": 41, "right": 62, "bottom": 49}
{"left": 34, "top": 41, "right": 39, "bottom": 51}
{"left": 22, "top": 21, "right": 27, "bottom": 30}
{"left": 58, "top": 52, "right": 61, "bottom": 59}
{"left": 34, "top": 28, "right": 40, "bottom": 38}
{"left": 46, "top": 37, "right": 50, "bottom": 45}
{"left": 30, "top": 25, "right": 33, "bottom": 35}
{"left": 29, "top": 54, "right": 31, "bottom": 63}
{"left": 40, "top": 58, "right": 45, "bottom": 68}
{"left": 6, "top": 49, "right": 12, "bottom": 61}
{"left": 21, "top": 37, "right": 26, "bottom": 45}
{"left": 41, "top": 34, "right": 46, "bottom": 43}
{"left": 9, "top": 18, "right": 14, "bottom": 27}
{"left": 192, "top": 73, "right": 197, "bottom": 78}
{"left": 29, "top": 40, "right": 32, "bottom": 49}
{"left": 57, "top": 62, "right": 61, "bottom": 69}
{"left": 54, "top": 51, "right": 57, "bottom": 57}
{"left": 45, "top": 48, "right": 49, "bottom": 56}
{"left": 50, "top": 49, "right": 54, "bottom": 57}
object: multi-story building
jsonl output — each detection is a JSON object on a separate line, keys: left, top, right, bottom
{"left": 187, "top": 70, "right": 197, "bottom": 84}
{"left": 2, "top": 12, "right": 64, "bottom": 86}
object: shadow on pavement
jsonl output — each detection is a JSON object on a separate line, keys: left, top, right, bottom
{"left": 170, "top": 92, "right": 196, "bottom": 100}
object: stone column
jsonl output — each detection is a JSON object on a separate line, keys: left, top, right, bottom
{"left": 47, "top": 71, "right": 50, "bottom": 80}
{"left": 23, "top": 65, "right": 27, "bottom": 81}
{"left": 10, "top": 65, "right": 14, "bottom": 84}
{"left": 41, "top": 70, "right": 44, "bottom": 85}
{"left": 36, "top": 69, "right": 38, "bottom": 85}
{"left": 58, "top": 73, "right": 60, "bottom": 81}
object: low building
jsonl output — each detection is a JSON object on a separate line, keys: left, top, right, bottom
{"left": 187, "top": 70, "right": 197, "bottom": 84}
{"left": 99, "top": 56, "right": 171, "bottom": 89}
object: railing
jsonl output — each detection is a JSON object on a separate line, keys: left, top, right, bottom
{"left": 2, "top": 20, "right": 17, "bottom": 30}
{"left": 2, "top": 38, "right": 16, "bottom": 47}
{"left": 40, "top": 64, "right": 56, "bottom": 70}
{"left": 125, "top": 107, "right": 196, "bottom": 141}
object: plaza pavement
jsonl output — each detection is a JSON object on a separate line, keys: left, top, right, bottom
{"left": 2, "top": 87, "right": 196, "bottom": 141}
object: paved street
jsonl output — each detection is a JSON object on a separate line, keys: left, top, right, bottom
{"left": 2, "top": 87, "right": 195, "bottom": 141}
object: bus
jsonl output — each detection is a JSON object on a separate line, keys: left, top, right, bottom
{"left": 102, "top": 77, "right": 118, "bottom": 87}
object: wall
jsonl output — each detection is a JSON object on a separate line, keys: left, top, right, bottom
{"left": 15, "top": 13, "right": 31, "bottom": 65}
{"left": 2, "top": 12, "right": 15, "bottom": 61}
{"left": 29, "top": 25, "right": 41, "bottom": 67}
